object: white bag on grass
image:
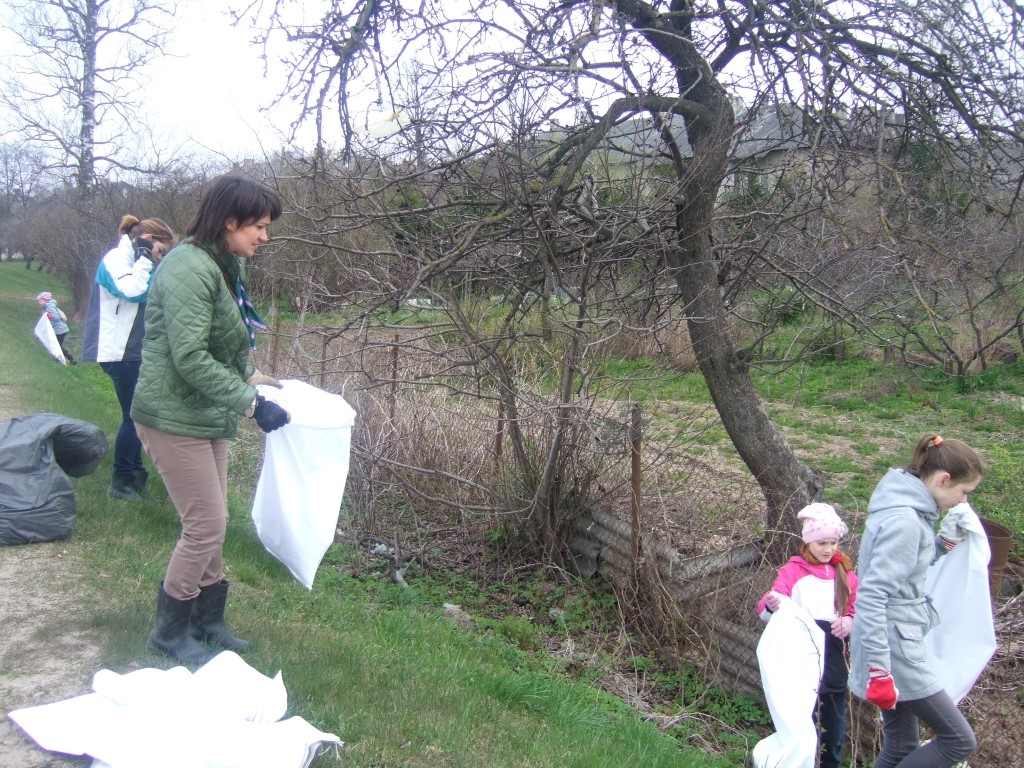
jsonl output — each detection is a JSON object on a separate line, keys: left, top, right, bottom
{"left": 8, "top": 651, "right": 342, "bottom": 768}
{"left": 924, "top": 502, "right": 996, "bottom": 704}
{"left": 34, "top": 312, "right": 67, "bottom": 364}
{"left": 752, "top": 597, "right": 825, "bottom": 768}
{"left": 251, "top": 380, "right": 356, "bottom": 589}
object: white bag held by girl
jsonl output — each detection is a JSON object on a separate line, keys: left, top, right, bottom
{"left": 924, "top": 502, "right": 996, "bottom": 704}
{"left": 753, "top": 597, "right": 826, "bottom": 768}
{"left": 34, "top": 312, "right": 67, "bottom": 364}
{"left": 251, "top": 380, "right": 356, "bottom": 589}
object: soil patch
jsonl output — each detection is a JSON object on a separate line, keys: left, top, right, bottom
{"left": 0, "top": 387, "right": 100, "bottom": 767}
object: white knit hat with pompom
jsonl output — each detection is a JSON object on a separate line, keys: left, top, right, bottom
{"left": 797, "top": 502, "right": 848, "bottom": 543}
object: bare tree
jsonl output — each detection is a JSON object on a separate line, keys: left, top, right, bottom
{"left": 0, "top": 140, "right": 48, "bottom": 261}
{"left": 0, "top": 0, "right": 176, "bottom": 310}
{"left": 1, "top": 0, "right": 176, "bottom": 190}
{"left": 251, "top": 0, "right": 1023, "bottom": 553}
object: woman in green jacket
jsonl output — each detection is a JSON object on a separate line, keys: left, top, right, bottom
{"left": 132, "top": 174, "right": 290, "bottom": 665}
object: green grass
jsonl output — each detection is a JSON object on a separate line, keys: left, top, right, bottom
{"left": 0, "top": 262, "right": 727, "bottom": 768}
{"left": 5, "top": 259, "right": 1022, "bottom": 766}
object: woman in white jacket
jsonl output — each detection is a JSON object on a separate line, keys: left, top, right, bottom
{"left": 82, "top": 215, "right": 177, "bottom": 500}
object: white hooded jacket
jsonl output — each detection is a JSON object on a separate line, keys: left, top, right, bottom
{"left": 81, "top": 234, "right": 155, "bottom": 363}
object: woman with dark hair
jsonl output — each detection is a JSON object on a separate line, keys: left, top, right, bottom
{"left": 82, "top": 215, "right": 177, "bottom": 500}
{"left": 131, "top": 174, "right": 290, "bottom": 664}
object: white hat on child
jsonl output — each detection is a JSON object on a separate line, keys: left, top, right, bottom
{"left": 797, "top": 502, "right": 848, "bottom": 543}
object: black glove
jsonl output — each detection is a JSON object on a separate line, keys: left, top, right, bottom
{"left": 134, "top": 240, "right": 154, "bottom": 263}
{"left": 252, "top": 394, "right": 290, "bottom": 433}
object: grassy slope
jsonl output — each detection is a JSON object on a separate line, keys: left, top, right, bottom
{"left": 0, "top": 262, "right": 727, "bottom": 768}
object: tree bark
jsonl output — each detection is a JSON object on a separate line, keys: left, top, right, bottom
{"left": 660, "top": 52, "right": 824, "bottom": 556}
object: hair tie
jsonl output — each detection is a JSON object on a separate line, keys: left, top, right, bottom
{"left": 932, "top": 436, "right": 943, "bottom": 447}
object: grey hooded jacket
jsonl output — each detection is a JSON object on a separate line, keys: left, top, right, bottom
{"left": 849, "top": 468, "right": 947, "bottom": 701}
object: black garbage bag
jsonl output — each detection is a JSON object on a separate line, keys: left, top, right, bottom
{"left": 0, "top": 413, "right": 108, "bottom": 545}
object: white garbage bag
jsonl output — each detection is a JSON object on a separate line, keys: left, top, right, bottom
{"left": 924, "top": 502, "right": 996, "bottom": 704}
{"left": 752, "top": 597, "right": 825, "bottom": 768}
{"left": 251, "top": 380, "right": 356, "bottom": 589}
{"left": 7, "top": 651, "right": 342, "bottom": 768}
{"left": 34, "top": 312, "right": 67, "bottom": 364}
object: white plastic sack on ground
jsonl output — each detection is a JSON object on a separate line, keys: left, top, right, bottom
{"left": 752, "top": 597, "right": 826, "bottom": 768}
{"left": 251, "top": 379, "right": 356, "bottom": 589}
{"left": 34, "top": 313, "right": 67, "bottom": 364}
{"left": 924, "top": 502, "right": 996, "bottom": 704}
{"left": 7, "top": 651, "right": 342, "bottom": 768}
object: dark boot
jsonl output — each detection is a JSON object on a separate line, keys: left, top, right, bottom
{"left": 132, "top": 468, "right": 156, "bottom": 501}
{"left": 149, "top": 582, "right": 215, "bottom": 665}
{"left": 108, "top": 471, "right": 139, "bottom": 500}
{"left": 190, "top": 579, "right": 251, "bottom": 652}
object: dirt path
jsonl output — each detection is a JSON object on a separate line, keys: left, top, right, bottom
{"left": 0, "top": 386, "right": 100, "bottom": 767}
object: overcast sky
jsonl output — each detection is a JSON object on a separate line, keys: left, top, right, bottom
{"left": 150, "top": 3, "right": 300, "bottom": 160}
{"left": 0, "top": 0, "right": 302, "bottom": 163}
{"left": 148, "top": 2, "right": 398, "bottom": 161}
{"left": 0, "top": 0, "right": 422, "bottom": 177}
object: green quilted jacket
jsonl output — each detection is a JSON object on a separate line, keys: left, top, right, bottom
{"left": 130, "top": 239, "right": 256, "bottom": 439}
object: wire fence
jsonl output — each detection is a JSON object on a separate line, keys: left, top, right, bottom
{"left": 569, "top": 506, "right": 1023, "bottom": 768}
{"left": 255, "top": 325, "right": 1023, "bottom": 768}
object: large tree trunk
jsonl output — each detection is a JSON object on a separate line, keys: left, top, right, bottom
{"left": 665, "top": 62, "right": 824, "bottom": 558}
{"left": 70, "top": 254, "right": 94, "bottom": 321}
{"left": 673, "top": 235, "right": 824, "bottom": 555}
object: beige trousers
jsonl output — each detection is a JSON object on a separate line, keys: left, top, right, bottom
{"left": 136, "top": 423, "right": 230, "bottom": 601}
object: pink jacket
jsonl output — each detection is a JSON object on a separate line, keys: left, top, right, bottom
{"left": 757, "top": 555, "right": 859, "bottom": 622}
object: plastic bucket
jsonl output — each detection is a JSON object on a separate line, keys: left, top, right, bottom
{"left": 980, "top": 517, "right": 1013, "bottom": 598}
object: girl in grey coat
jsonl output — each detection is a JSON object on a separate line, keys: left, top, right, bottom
{"left": 850, "top": 434, "right": 983, "bottom": 768}
{"left": 36, "top": 291, "right": 76, "bottom": 364}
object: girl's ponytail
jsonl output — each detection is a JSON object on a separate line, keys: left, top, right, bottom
{"left": 907, "top": 434, "right": 983, "bottom": 482}
{"left": 833, "top": 553, "right": 853, "bottom": 617}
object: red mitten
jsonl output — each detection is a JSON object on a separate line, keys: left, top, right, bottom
{"left": 866, "top": 668, "right": 899, "bottom": 709}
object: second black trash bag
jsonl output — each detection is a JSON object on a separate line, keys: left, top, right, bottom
{"left": 0, "top": 413, "right": 108, "bottom": 545}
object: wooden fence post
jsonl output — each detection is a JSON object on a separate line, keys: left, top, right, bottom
{"left": 320, "top": 334, "right": 329, "bottom": 388}
{"left": 495, "top": 398, "right": 504, "bottom": 465}
{"left": 268, "top": 282, "right": 281, "bottom": 375}
{"left": 389, "top": 334, "right": 400, "bottom": 422}
{"left": 629, "top": 404, "right": 642, "bottom": 579}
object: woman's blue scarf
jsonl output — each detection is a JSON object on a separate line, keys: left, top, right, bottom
{"left": 233, "top": 276, "right": 267, "bottom": 350}
{"left": 195, "top": 237, "right": 267, "bottom": 350}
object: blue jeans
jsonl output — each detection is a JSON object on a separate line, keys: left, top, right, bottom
{"left": 815, "top": 691, "right": 847, "bottom": 768}
{"left": 876, "top": 690, "right": 976, "bottom": 768}
{"left": 101, "top": 360, "right": 144, "bottom": 475}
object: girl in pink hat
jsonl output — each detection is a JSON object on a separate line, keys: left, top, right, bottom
{"left": 757, "top": 502, "right": 860, "bottom": 768}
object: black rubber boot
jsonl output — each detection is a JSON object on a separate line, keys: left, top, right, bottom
{"left": 190, "top": 579, "right": 251, "bottom": 652}
{"left": 132, "top": 468, "right": 156, "bottom": 501}
{"left": 108, "top": 471, "right": 140, "bottom": 500}
{"left": 149, "top": 582, "right": 215, "bottom": 665}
